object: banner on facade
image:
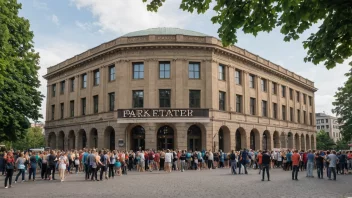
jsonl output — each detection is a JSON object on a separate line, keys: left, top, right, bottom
{"left": 117, "top": 108, "right": 209, "bottom": 118}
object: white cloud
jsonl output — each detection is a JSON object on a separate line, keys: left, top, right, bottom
{"left": 33, "top": 0, "right": 48, "bottom": 10}
{"left": 36, "top": 41, "right": 87, "bottom": 121}
{"left": 71, "top": 0, "right": 193, "bottom": 35}
{"left": 51, "top": 14, "right": 60, "bottom": 26}
{"left": 75, "top": 21, "right": 99, "bottom": 31}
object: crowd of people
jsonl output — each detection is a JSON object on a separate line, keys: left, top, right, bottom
{"left": 1, "top": 148, "right": 351, "bottom": 188}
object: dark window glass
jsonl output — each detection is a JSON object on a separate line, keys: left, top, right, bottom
{"left": 60, "top": 81, "right": 65, "bottom": 94}
{"left": 109, "top": 65, "right": 116, "bottom": 81}
{"left": 82, "top": 73, "right": 87, "bottom": 88}
{"left": 60, "top": 103, "right": 64, "bottom": 119}
{"left": 235, "top": 69, "right": 242, "bottom": 85}
{"left": 250, "top": 97, "right": 256, "bottom": 115}
{"left": 272, "top": 82, "right": 277, "bottom": 94}
{"left": 289, "top": 88, "right": 293, "bottom": 100}
{"left": 261, "top": 79, "right": 267, "bottom": 92}
{"left": 262, "top": 100, "right": 267, "bottom": 117}
{"left": 290, "top": 107, "right": 293, "bottom": 122}
{"left": 93, "top": 95, "right": 99, "bottom": 113}
{"left": 219, "top": 91, "right": 226, "bottom": 111}
{"left": 273, "top": 103, "right": 277, "bottom": 119}
{"left": 309, "top": 96, "right": 312, "bottom": 106}
{"left": 52, "top": 84, "right": 56, "bottom": 97}
{"left": 109, "top": 92, "right": 115, "bottom": 111}
{"left": 297, "top": 109, "right": 301, "bottom": 123}
{"left": 159, "top": 62, "right": 170, "bottom": 79}
{"left": 303, "top": 94, "right": 307, "bottom": 104}
{"left": 70, "top": 100, "right": 74, "bottom": 117}
{"left": 133, "top": 63, "right": 144, "bottom": 79}
{"left": 159, "top": 89, "right": 171, "bottom": 108}
{"left": 309, "top": 113, "right": 313, "bottom": 125}
{"left": 236, "top": 94, "right": 242, "bottom": 113}
{"left": 94, "top": 69, "right": 100, "bottom": 86}
{"left": 81, "top": 98, "right": 86, "bottom": 115}
{"left": 249, "top": 74, "right": 255, "bottom": 88}
{"left": 303, "top": 111, "right": 307, "bottom": 124}
{"left": 281, "top": 85, "right": 286, "bottom": 97}
{"left": 282, "top": 105, "right": 286, "bottom": 121}
{"left": 218, "top": 65, "right": 225, "bottom": 80}
{"left": 133, "top": 90, "right": 144, "bottom": 108}
{"left": 296, "top": 91, "right": 300, "bottom": 102}
{"left": 70, "top": 78, "right": 75, "bottom": 92}
{"left": 189, "top": 62, "right": 200, "bottom": 79}
{"left": 51, "top": 105, "right": 55, "bottom": 120}
{"left": 189, "top": 90, "right": 200, "bottom": 108}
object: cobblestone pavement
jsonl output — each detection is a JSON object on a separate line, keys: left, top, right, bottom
{"left": 0, "top": 168, "right": 351, "bottom": 198}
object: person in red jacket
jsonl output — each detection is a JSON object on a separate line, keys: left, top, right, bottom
{"left": 291, "top": 150, "right": 300, "bottom": 181}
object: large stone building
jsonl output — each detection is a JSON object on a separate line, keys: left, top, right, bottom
{"left": 43, "top": 27, "right": 317, "bottom": 152}
{"left": 315, "top": 113, "right": 341, "bottom": 142}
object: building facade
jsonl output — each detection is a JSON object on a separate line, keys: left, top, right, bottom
{"left": 44, "top": 28, "right": 317, "bottom": 152}
{"left": 316, "top": 113, "right": 341, "bottom": 142}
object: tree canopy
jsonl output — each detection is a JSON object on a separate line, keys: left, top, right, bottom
{"left": 0, "top": 0, "right": 43, "bottom": 141}
{"left": 142, "top": 0, "right": 352, "bottom": 69}
{"left": 332, "top": 68, "right": 352, "bottom": 142}
{"left": 316, "top": 130, "right": 335, "bottom": 150}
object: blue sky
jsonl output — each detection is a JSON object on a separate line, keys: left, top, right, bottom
{"left": 18, "top": 0, "right": 351, "bottom": 121}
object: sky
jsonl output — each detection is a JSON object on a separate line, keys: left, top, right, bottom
{"left": 18, "top": 0, "right": 351, "bottom": 121}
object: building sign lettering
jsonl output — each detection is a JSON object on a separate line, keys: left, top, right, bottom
{"left": 117, "top": 109, "right": 209, "bottom": 118}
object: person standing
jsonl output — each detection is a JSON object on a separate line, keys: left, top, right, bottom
{"left": 257, "top": 150, "right": 263, "bottom": 174}
{"left": 4, "top": 151, "right": 15, "bottom": 188}
{"left": 239, "top": 149, "right": 248, "bottom": 174}
{"left": 164, "top": 149, "right": 173, "bottom": 173}
{"left": 28, "top": 152, "right": 38, "bottom": 181}
{"left": 316, "top": 152, "right": 324, "bottom": 179}
{"left": 327, "top": 150, "right": 338, "bottom": 181}
{"left": 180, "top": 150, "right": 186, "bottom": 172}
{"left": 48, "top": 150, "right": 57, "bottom": 180}
{"left": 261, "top": 150, "right": 271, "bottom": 181}
{"left": 291, "top": 149, "right": 300, "bottom": 181}
{"left": 229, "top": 150, "right": 237, "bottom": 175}
{"left": 58, "top": 152, "right": 68, "bottom": 182}
{"left": 286, "top": 150, "right": 292, "bottom": 171}
{"left": 208, "top": 150, "right": 214, "bottom": 170}
{"left": 306, "top": 150, "right": 315, "bottom": 177}
{"left": 15, "top": 153, "right": 26, "bottom": 183}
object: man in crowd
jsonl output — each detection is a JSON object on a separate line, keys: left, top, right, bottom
{"left": 306, "top": 150, "right": 315, "bottom": 177}
{"left": 291, "top": 149, "right": 300, "bottom": 181}
{"left": 261, "top": 150, "right": 271, "bottom": 181}
{"left": 327, "top": 150, "right": 338, "bottom": 181}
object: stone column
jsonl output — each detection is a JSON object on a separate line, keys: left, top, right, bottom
{"left": 65, "top": 78, "right": 70, "bottom": 118}
{"left": 175, "top": 59, "right": 185, "bottom": 108}
{"left": 75, "top": 75, "right": 80, "bottom": 117}
{"left": 145, "top": 123, "right": 157, "bottom": 150}
{"left": 176, "top": 123, "right": 187, "bottom": 150}
{"left": 228, "top": 65, "right": 235, "bottom": 113}
{"left": 99, "top": 66, "right": 106, "bottom": 112}
{"left": 205, "top": 60, "right": 213, "bottom": 108}
{"left": 268, "top": 80, "right": 272, "bottom": 118}
{"left": 46, "top": 85, "right": 50, "bottom": 120}
{"left": 256, "top": 76, "right": 261, "bottom": 116}
{"left": 87, "top": 70, "right": 93, "bottom": 114}
{"left": 243, "top": 71, "right": 249, "bottom": 114}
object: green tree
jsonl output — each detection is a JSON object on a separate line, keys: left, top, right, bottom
{"left": 12, "top": 127, "right": 45, "bottom": 150}
{"left": 335, "top": 138, "right": 350, "bottom": 151}
{"left": 142, "top": 0, "right": 352, "bottom": 69}
{"left": 316, "top": 130, "right": 335, "bottom": 150}
{"left": 332, "top": 68, "right": 352, "bottom": 142}
{"left": 0, "top": 0, "right": 43, "bottom": 141}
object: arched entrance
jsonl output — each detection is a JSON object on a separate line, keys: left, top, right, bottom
{"left": 280, "top": 132, "right": 287, "bottom": 148}
{"left": 157, "top": 125, "right": 174, "bottom": 150}
{"left": 104, "top": 126, "right": 115, "bottom": 150}
{"left": 58, "top": 131, "right": 65, "bottom": 150}
{"left": 235, "top": 127, "right": 246, "bottom": 151}
{"left": 187, "top": 125, "right": 201, "bottom": 151}
{"left": 287, "top": 132, "right": 294, "bottom": 149}
{"left": 218, "top": 126, "right": 230, "bottom": 152}
{"left": 78, "top": 129, "right": 87, "bottom": 149}
{"left": 68, "top": 130, "right": 75, "bottom": 150}
{"left": 262, "top": 130, "right": 271, "bottom": 150}
{"left": 300, "top": 134, "right": 305, "bottom": 151}
{"left": 131, "top": 125, "right": 145, "bottom": 151}
{"left": 311, "top": 134, "right": 315, "bottom": 150}
{"left": 273, "top": 131, "right": 280, "bottom": 149}
{"left": 90, "top": 128, "right": 98, "bottom": 148}
{"left": 250, "top": 129, "right": 260, "bottom": 150}
{"left": 48, "top": 132, "right": 56, "bottom": 149}
{"left": 294, "top": 133, "right": 300, "bottom": 150}
{"left": 306, "top": 134, "right": 310, "bottom": 150}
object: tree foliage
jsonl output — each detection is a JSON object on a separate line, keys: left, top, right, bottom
{"left": 10, "top": 127, "right": 45, "bottom": 150}
{"left": 0, "top": 0, "right": 43, "bottom": 141}
{"left": 142, "top": 0, "right": 352, "bottom": 69}
{"left": 332, "top": 69, "right": 352, "bottom": 142}
{"left": 316, "top": 130, "right": 335, "bottom": 150}
{"left": 334, "top": 138, "right": 350, "bottom": 151}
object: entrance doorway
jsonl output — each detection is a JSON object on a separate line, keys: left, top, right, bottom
{"left": 187, "top": 125, "right": 201, "bottom": 151}
{"left": 131, "top": 126, "right": 145, "bottom": 151}
{"left": 157, "top": 125, "right": 174, "bottom": 150}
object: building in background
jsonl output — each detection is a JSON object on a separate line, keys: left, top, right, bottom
{"left": 31, "top": 122, "right": 45, "bottom": 134}
{"left": 43, "top": 27, "right": 317, "bottom": 152}
{"left": 315, "top": 112, "right": 341, "bottom": 142}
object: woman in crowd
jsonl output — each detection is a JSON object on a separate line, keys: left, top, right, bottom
{"left": 4, "top": 151, "right": 15, "bottom": 188}
{"left": 28, "top": 152, "right": 37, "bottom": 181}
{"left": 15, "top": 153, "right": 26, "bottom": 183}
{"left": 58, "top": 152, "right": 68, "bottom": 182}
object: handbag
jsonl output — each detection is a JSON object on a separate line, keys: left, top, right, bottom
{"left": 6, "top": 163, "right": 14, "bottom": 170}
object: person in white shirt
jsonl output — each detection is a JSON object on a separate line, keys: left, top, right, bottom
{"left": 208, "top": 151, "right": 214, "bottom": 170}
{"left": 164, "top": 149, "right": 173, "bottom": 173}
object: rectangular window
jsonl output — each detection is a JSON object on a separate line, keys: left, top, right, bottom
{"left": 290, "top": 107, "right": 293, "bottom": 122}
{"left": 70, "top": 100, "right": 74, "bottom": 117}
{"left": 261, "top": 79, "right": 267, "bottom": 92}
{"left": 309, "top": 96, "right": 312, "bottom": 106}
{"left": 60, "top": 103, "right": 64, "bottom": 119}
{"left": 282, "top": 105, "right": 286, "bottom": 121}
{"left": 289, "top": 88, "right": 293, "bottom": 100}
{"left": 51, "top": 105, "right": 55, "bottom": 120}
{"left": 303, "top": 94, "right": 306, "bottom": 104}
{"left": 133, "top": 62, "right": 144, "bottom": 79}
{"left": 60, "top": 81, "right": 65, "bottom": 94}
{"left": 219, "top": 91, "right": 226, "bottom": 111}
{"left": 281, "top": 85, "right": 286, "bottom": 98}
{"left": 326, "top": 125, "right": 329, "bottom": 129}
{"left": 325, "top": 119, "right": 328, "bottom": 123}
{"left": 189, "top": 62, "right": 200, "bottom": 79}
{"left": 159, "top": 89, "right": 171, "bottom": 108}
{"left": 70, "top": 78, "right": 75, "bottom": 92}
{"left": 310, "top": 113, "right": 313, "bottom": 125}
{"left": 317, "top": 126, "right": 320, "bottom": 130}
{"left": 93, "top": 69, "right": 100, "bottom": 86}
{"left": 189, "top": 90, "right": 201, "bottom": 108}
{"left": 218, "top": 65, "right": 225, "bottom": 80}
{"left": 235, "top": 69, "right": 242, "bottom": 85}
{"left": 262, "top": 100, "right": 267, "bottom": 117}
{"left": 81, "top": 98, "right": 86, "bottom": 115}
{"left": 317, "top": 119, "right": 320, "bottom": 124}
{"left": 321, "top": 119, "right": 324, "bottom": 123}
{"left": 321, "top": 125, "right": 324, "bottom": 130}
{"left": 272, "top": 82, "right": 277, "bottom": 94}
{"left": 52, "top": 84, "right": 56, "bottom": 97}
{"left": 296, "top": 91, "right": 300, "bottom": 102}
{"left": 109, "top": 65, "right": 116, "bottom": 81}
{"left": 82, "top": 73, "right": 87, "bottom": 88}
{"left": 236, "top": 94, "right": 242, "bottom": 113}
{"left": 133, "top": 90, "right": 144, "bottom": 108}
{"left": 249, "top": 74, "right": 255, "bottom": 88}
{"left": 273, "top": 103, "right": 277, "bottom": 119}
{"left": 93, "top": 95, "right": 99, "bottom": 113}
{"left": 159, "top": 62, "right": 170, "bottom": 79}
{"left": 108, "top": 92, "right": 115, "bottom": 111}
{"left": 297, "top": 109, "right": 301, "bottom": 123}
{"left": 250, "top": 97, "right": 256, "bottom": 115}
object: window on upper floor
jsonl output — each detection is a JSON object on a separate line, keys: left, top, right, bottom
{"left": 309, "top": 96, "right": 312, "bottom": 106}
{"left": 109, "top": 92, "right": 115, "bottom": 111}
{"left": 290, "top": 107, "right": 293, "bottom": 122}
{"left": 218, "top": 65, "right": 225, "bottom": 80}
{"left": 289, "top": 88, "right": 293, "bottom": 100}
{"left": 189, "top": 62, "right": 200, "bottom": 79}
{"left": 282, "top": 105, "right": 286, "bottom": 121}
{"left": 70, "top": 100, "right": 74, "bottom": 117}
{"left": 250, "top": 97, "right": 256, "bottom": 115}
{"left": 52, "top": 84, "right": 56, "bottom": 97}
{"left": 281, "top": 85, "right": 286, "bottom": 98}
{"left": 81, "top": 73, "right": 87, "bottom": 88}
{"left": 133, "top": 90, "right": 144, "bottom": 108}
{"left": 296, "top": 91, "right": 300, "bottom": 102}
{"left": 109, "top": 65, "right": 116, "bottom": 81}
{"left": 60, "top": 103, "right": 64, "bottom": 119}
{"left": 93, "top": 69, "right": 100, "bottom": 86}
{"left": 272, "top": 82, "right": 277, "bottom": 95}
{"left": 317, "top": 126, "right": 320, "bottom": 130}
{"left": 235, "top": 69, "right": 242, "bottom": 85}
{"left": 236, "top": 94, "right": 242, "bottom": 113}
{"left": 70, "top": 78, "right": 75, "bottom": 92}
{"left": 159, "top": 89, "right": 171, "bottom": 108}
{"left": 51, "top": 105, "right": 55, "bottom": 120}
{"left": 60, "top": 81, "right": 65, "bottom": 94}
{"left": 249, "top": 74, "right": 255, "bottom": 88}
{"left": 219, "top": 91, "right": 226, "bottom": 111}
{"left": 303, "top": 93, "right": 307, "bottom": 104}
{"left": 133, "top": 62, "right": 144, "bottom": 79}
{"left": 261, "top": 78, "right": 267, "bottom": 92}
{"left": 189, "top": 90, "right": 201, "bottom": 108}
{"left": 273, "top": 103, "right": 277, "bottom": 119}
{"left": 81, "top": 98, "right": 86, "bottom": 115}
{"left": 159, "top": 62, "right": 170, "bottom": 79}
{"left": 93, "top": 95, "right": 99, "bottom": 113}
{"left": 262, "top": 100, "right": 267, "bottom": 117}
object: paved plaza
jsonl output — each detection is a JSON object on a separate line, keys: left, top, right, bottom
{"left": 1, "top": 168, "right": 351, "bottom": 198}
